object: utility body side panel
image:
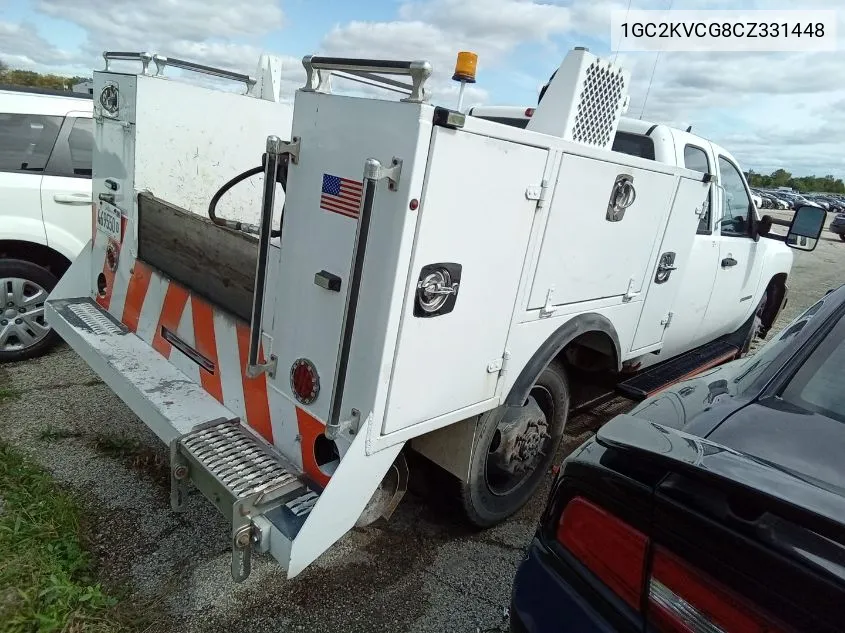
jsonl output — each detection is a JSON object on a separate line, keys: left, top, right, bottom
{"left": 382, "top": 128, "right": 548, "bottom": 434}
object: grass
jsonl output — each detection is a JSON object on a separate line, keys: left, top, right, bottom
{"left": 0, "top": 442, "right": 129, "bottom": 632}
{"left": 0, "top": 388, "right": 18, "bottom": 403}
{"left": 39, "top": 427, "right": 84, "bottom": 441}
{"left": 90, "top": 435, "right": 139, "bottom": 458}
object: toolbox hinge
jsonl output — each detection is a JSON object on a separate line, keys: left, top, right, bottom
{"left": 661, "top": 311, "right": 674, "bottom": 328}
{"left": 487, "top": 350, "right": 511, "bottom": 377}
{"left": 622, "top": 277, "right": 641, "bottom": 303}
{"left": 525, "top": 179, "right": 550, "bottom": 210}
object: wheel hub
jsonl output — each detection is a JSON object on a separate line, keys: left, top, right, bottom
{"left": 511, "top": 419, "right": 550, "bottom": 472}
{"left": 486, "top": 396, "right": 552, "bottom": 492}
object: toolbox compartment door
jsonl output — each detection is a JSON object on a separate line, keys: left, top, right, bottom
{"left": 382, "top": 128, "right": 548, "bottom": 435}
{"left": 527, "top": 153, "right": 679, "bottom": 309}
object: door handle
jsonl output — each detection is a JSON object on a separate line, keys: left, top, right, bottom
{"left": 721, "top": 257, "right": 737, "bottom": 268}
{"left": 53, "top": 193, "right": 93, "bottom": 205}
{"left": 655, "top": 252, "right": 677, "bottom": 284}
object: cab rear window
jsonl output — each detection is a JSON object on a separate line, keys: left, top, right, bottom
{"left": 611, "top": 132, "right": 655, "bottom": 160}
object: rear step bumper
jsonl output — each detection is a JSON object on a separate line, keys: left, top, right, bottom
{"left": 45, "top": 247, "right": 405, "bottom": 580}
{"left": 45, "top": 293, "right": 316, "bottom": 581}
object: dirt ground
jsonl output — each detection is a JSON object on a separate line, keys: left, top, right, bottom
{"left": 1, "top": 220, "right": 842, "bottom": 633}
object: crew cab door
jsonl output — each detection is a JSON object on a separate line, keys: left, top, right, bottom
{"left": 702, "top": 155, "right": 763, "bottom": 336}
{"left": 655, "top": 142, "right": 720, "bottom": 355}
{"left": 630, "top": 174, "right": 711, "bottom": 351}
{"left": 41, "top": 112, "right": 93, "bottom": 260}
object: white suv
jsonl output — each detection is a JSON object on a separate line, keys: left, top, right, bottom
{"left": 0, "top": 85, "right": 93, "bottom": 361}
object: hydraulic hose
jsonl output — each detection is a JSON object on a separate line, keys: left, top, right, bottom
{"left": 207, "top": 153, "right": 288, "bottom": 237}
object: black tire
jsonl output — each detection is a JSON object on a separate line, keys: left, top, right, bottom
{"left": 839, "top": 234, "right": 845, "bottom": 242}
{"left": 458, "top": 360, "right": 570, "bottom": 528}
{"left": 0, "top": 259, "right": 60, "bottom": 363}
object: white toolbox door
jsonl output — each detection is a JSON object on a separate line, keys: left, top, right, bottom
{"left": 528, "top": 153, "right": 679, "bottom": 308}
{"left": 630, "top": 176, "right": 711, "bottom": 351}
{"left": 383, "top": 129, "right": 548, "bottom": 435}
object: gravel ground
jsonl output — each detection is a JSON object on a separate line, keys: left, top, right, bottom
{"left": 1, "top": 221, "right": 842, "bottom": 633}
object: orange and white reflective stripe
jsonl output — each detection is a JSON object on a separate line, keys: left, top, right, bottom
{"left": 192, "top": 300, "right": 224, "bottom": 403}
{"left": 92, "top": 242, "right": 335, "bottom": 483}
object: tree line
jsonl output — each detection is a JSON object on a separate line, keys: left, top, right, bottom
{"left": 745, "top": 169, "right": 844, "bottom": 194}
{"left": 0, "top": 59, "right": 90, "bottom": 92}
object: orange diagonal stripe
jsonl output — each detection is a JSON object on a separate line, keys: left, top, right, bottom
{"left": 121, "top": 262, "right": 153, "bottom": 333}
{"left": 236, "top": 322, "right": 274, "bottom": 444}
{"left": 192, "top": 297, "right": 224, "bottom": 403}
{"left": 151, "top": 282, "right": 190, "bottom": 358}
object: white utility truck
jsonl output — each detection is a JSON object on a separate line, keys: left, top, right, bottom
{"left": 45, "top": 47, "right": 825, "bottom": 581}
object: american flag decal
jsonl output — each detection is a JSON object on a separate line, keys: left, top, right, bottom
{"left": 320, "top": 174, "right": 363, "bottom": 219}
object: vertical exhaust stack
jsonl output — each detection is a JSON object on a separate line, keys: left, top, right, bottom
{"left": 527, "top": 46, "right": 631, "bottom": 150}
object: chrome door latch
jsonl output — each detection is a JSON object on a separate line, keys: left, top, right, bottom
{"left": 655, "top": 252, "right": 677, "bottom": 284}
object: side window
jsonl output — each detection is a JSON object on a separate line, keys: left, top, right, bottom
{"left": 67, "top": 118, "right": 93, "bottom": 177}
{"left": 683, "top": 145, "right": 711, "bottom": 234}
{"left": 718, "top": 156, "right": 753, "bottom": 237}
{"left": 44, "top": 117, "right": 93, "bottom": 179}
{"left": 0, "top": 113, "right": 63, "bottom": 174}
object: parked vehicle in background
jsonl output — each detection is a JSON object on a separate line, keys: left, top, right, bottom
{"left": 510, "top": 283, "right": 845, "bottom": 633}
{"left": 829, "top": 212, "right": 845, "bottom": 241}
{"left": 0, "top": 84, "right": 93, "bottom": 361}
{"left": 818, "top": 195, "right": 844, "bottom": 213}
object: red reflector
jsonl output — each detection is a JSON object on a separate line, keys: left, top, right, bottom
{"left": 525, "top": 107, "right": 535, "bottom": 117}
{"left": 290, "top": 358, "right": 320, "bottom": 405}
{"left": 649, "top": 546, "right": 784, "bottom": 633}
{"left": 557, "top": 497, "right": 648, "bottom": 609}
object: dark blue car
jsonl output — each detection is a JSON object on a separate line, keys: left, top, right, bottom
{"left": 511, "top": 284, "right": 845, "bottom": 633}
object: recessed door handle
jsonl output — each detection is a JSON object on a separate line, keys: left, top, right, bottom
{"left": 721, "top": 257, "right": 737, "bottom": 268}
{"left": 53, "top": 193, "right": 92, "bottom": 205}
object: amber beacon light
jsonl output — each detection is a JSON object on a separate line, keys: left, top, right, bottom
{"left": 452, "top": 51, "right": 478, "bottom": 111}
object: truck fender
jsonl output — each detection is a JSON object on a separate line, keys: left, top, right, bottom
{"left": 759, "top": 273, "right": 788, "bottom": 338}
{"left": 410, "top": 312, "right": 621, "bottom": 482}
{"left": 504, "top": 312, "right": 621, "bottom": 407}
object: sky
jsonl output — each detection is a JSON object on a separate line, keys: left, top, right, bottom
{"left": 1, "top": 0, "right": 844, "bottom": 179}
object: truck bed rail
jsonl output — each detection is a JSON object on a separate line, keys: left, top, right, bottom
{"left": 301, "top": 55, "right": 432, "bottom": 103}
{"left": 102, "top": 51, "right": 256, "bottom": 92}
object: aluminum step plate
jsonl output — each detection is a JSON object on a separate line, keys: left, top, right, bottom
{"left": 171, "top": 417, "right": 310, "bottom": 582}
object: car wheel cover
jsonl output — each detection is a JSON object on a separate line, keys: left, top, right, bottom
{"left": 0, "top": 277, "right": 51, "bottom": 352}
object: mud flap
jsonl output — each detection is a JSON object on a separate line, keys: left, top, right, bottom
{"left": 282, "top": 429, "right": 404, "bottom": 578}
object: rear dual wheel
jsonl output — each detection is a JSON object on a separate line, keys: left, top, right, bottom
{"left": 458, "top": 360, "right": 570, "bottom": 528}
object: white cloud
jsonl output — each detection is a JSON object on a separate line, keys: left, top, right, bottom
{"left": 0, "top": 21, "right": 74, "bottom": 68}
{"left": 36, "top": 0, "right": 284, "bottom": 44}
{"left": 1, "top": 0, "right": 843, "bottom": 178}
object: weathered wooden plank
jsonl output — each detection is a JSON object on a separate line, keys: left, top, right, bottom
{"left": 137, "top": 192, "right": 257, "bottom": 321}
